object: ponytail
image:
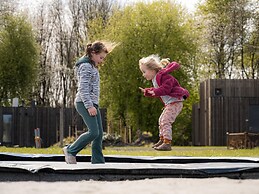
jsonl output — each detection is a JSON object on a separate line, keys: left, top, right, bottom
{"left": 139, "top": 55, "right": 171, "bottom": 72}
{"left": 85, "top": 41, "right": 119, "bottom": 57}
{"left": 85, "top": 41, "right": 107, "bottom": 57}
{"left": 160, "top": 58, "right": 170, "bottom": 67}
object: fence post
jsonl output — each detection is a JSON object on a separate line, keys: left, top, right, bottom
{"left": 128, "top": 127, "right": 132, "bottom": 144}
{"left": 34, "top": 128, "right": 41, "bottom": 148}
{"left": 69, "top": 125, "right": 71, "bottom": 137}
{"left": 60, "top": 107, "right": 64, "bottom": 147}
{"left": 75, "top": 125, "right": 78, "bottom": 139}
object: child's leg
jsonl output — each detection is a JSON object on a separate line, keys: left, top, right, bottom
{"left": 156, "top": 102, "right": 183, "bottom": 150}
{"left": 152, "top": 112, "right": 167, "bottom": 148}
{"left": 158, "top": 112, "right": 164, "bottom": 140}
{"left": 91, "top": 107, "right": 105, "bottom": 164}
{"left": 152, "top": 137, "right": 163, "bottom": 148}
{"left": 67, "top": 102, "right": 100, "bottom": 156}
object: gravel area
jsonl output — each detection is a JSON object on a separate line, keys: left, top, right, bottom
{"left": 1, "top": 178, "right": 259, "bottom": 194}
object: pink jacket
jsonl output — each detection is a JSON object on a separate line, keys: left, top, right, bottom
{"left": 143, "top": 62, "right": 190, "bottom": 101}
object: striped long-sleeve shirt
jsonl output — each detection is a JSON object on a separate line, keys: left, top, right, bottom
{"left": 75, "top": 57, "right": 100, "bottom": 109}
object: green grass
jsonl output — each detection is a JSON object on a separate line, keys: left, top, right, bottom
{"left": 1, "top": 145, "right": 259, "bottom": 157}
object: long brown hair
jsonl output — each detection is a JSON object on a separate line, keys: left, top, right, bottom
{"left": 85, "top": 41, "right": 108, "bottom": 57}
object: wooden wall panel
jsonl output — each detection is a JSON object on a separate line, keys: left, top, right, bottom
{"left": 193, "top": 79, "right": 259, "bottom": 146}
{"left": 0, "top": 107, "right": 107, "bottom": 147}
{"left": 199, "top": 81, "right": 206, "bottom": 145}
{"left": 192, "top": 103, "right": 200, "bottom": 145}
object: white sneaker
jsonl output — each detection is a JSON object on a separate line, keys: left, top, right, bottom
{"left": 63, "top": 146, "right": 77, "bottom": 164}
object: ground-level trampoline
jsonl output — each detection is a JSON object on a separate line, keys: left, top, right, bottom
{"left": 0, "top": 153, "right": 259, "bottom": 181}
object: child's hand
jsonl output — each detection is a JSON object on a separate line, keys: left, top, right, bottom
{"left": 139, "top": 87, "right": 155, "bottom": 96}
{"left": 139, "top": 87, "right": 145, "bottom": 93}
{"left": 88, "top": 106, "right": 97, "bottom": 116}
{"left": 148, "top": 90, "right": 155, "bottom": 96}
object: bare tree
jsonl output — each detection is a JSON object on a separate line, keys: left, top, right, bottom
{"left": 32, "top": 2, "right": 58, "bottom": 106}
{"left": 48, "top": 0, "right": 115, "bottom": 107}
{"left": 243, "top": 1, "right": 259, "bottom": 79}
{"left": 199, "top": 0, "right": 258, "bottom": 79}
{"left": 0, "top": 0, "right": 16, "bottom": 15}
{"left": 14, "top": 0, "right": 116, "bottom": 107}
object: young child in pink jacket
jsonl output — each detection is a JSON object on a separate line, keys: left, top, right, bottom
{"left": 139, "top": 55, "right": 189, "bottom": 151}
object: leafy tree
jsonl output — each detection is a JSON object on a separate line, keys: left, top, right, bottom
{"left": 243, "top": 3, "right": 259, "bottom": 78}
{"left": 0, "top": 15, "right": 39, "bottom": 106}
{"left": 90, "top": 1, "right": 199, "bottom": 144}
{"left": 198, "top": 0, "right": 259, "bottom": 79}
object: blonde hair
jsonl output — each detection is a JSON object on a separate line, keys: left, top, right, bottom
{"left": 139, "top": 55, "right": 170, "bottom": 72}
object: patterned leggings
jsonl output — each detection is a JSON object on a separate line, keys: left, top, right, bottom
{"left": 158, "top": 102, "right": 183, "bottom": 140}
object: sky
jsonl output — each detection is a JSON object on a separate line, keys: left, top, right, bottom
{"left": 122, "top": 0, "right": 201, "bottom": 12}
{"left": 175, "top": 0, "right": 200, "bottom": 12}
{"left": 19, "top": 0, "right": 201, "bottom": 13}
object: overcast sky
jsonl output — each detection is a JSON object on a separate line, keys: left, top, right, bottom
{"left": 122, "top": 0, "right": 201, "bottom": 12}
{"left": 19, "top": 0, "right": 201, "bottom": 13}
{"left": 175, "top": 0, "right": 200, "bottom": 12}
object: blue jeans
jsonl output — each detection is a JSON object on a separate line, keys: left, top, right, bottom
{"left": 67, "top": 102, "right": 105, "bottom": 164}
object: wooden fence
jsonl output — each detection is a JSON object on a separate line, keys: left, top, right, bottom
{"left": 0, "top": 107, "right": 107, "bottom": 147}
{"left": 192, "top": 79, "right": 259, "bottom": 146}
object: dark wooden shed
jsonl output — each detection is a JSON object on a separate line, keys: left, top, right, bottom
{"left": 0, "top": 107, "right": 107, "bottom": 147}
{"left": 192, "top": 79, "right": 259, "bottom": 146}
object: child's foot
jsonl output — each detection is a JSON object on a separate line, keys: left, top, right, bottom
{"left": 63, "top": 146, "right": 77, "bottom": 164}
{"left": 154, "top": 143, "right": 172, "bottom": 151}
{"left": 152, "top": 139, "right": 163, "bottom": 148}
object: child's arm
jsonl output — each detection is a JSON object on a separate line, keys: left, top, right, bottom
{"left": 139, "top": 87, "right": 155, "bottom": 97}
{"left": 160, "top": 62, "right": 180, "bottom": 74}
{"left": 153, "top": 79, "right": 189, "bottom": 99}
{"left": 152, "top": 79, "right": 174, "bottom": 96}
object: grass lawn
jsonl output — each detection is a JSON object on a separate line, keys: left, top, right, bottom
{"left": 0, "top": 145, "right": 259, "bottom": 157}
